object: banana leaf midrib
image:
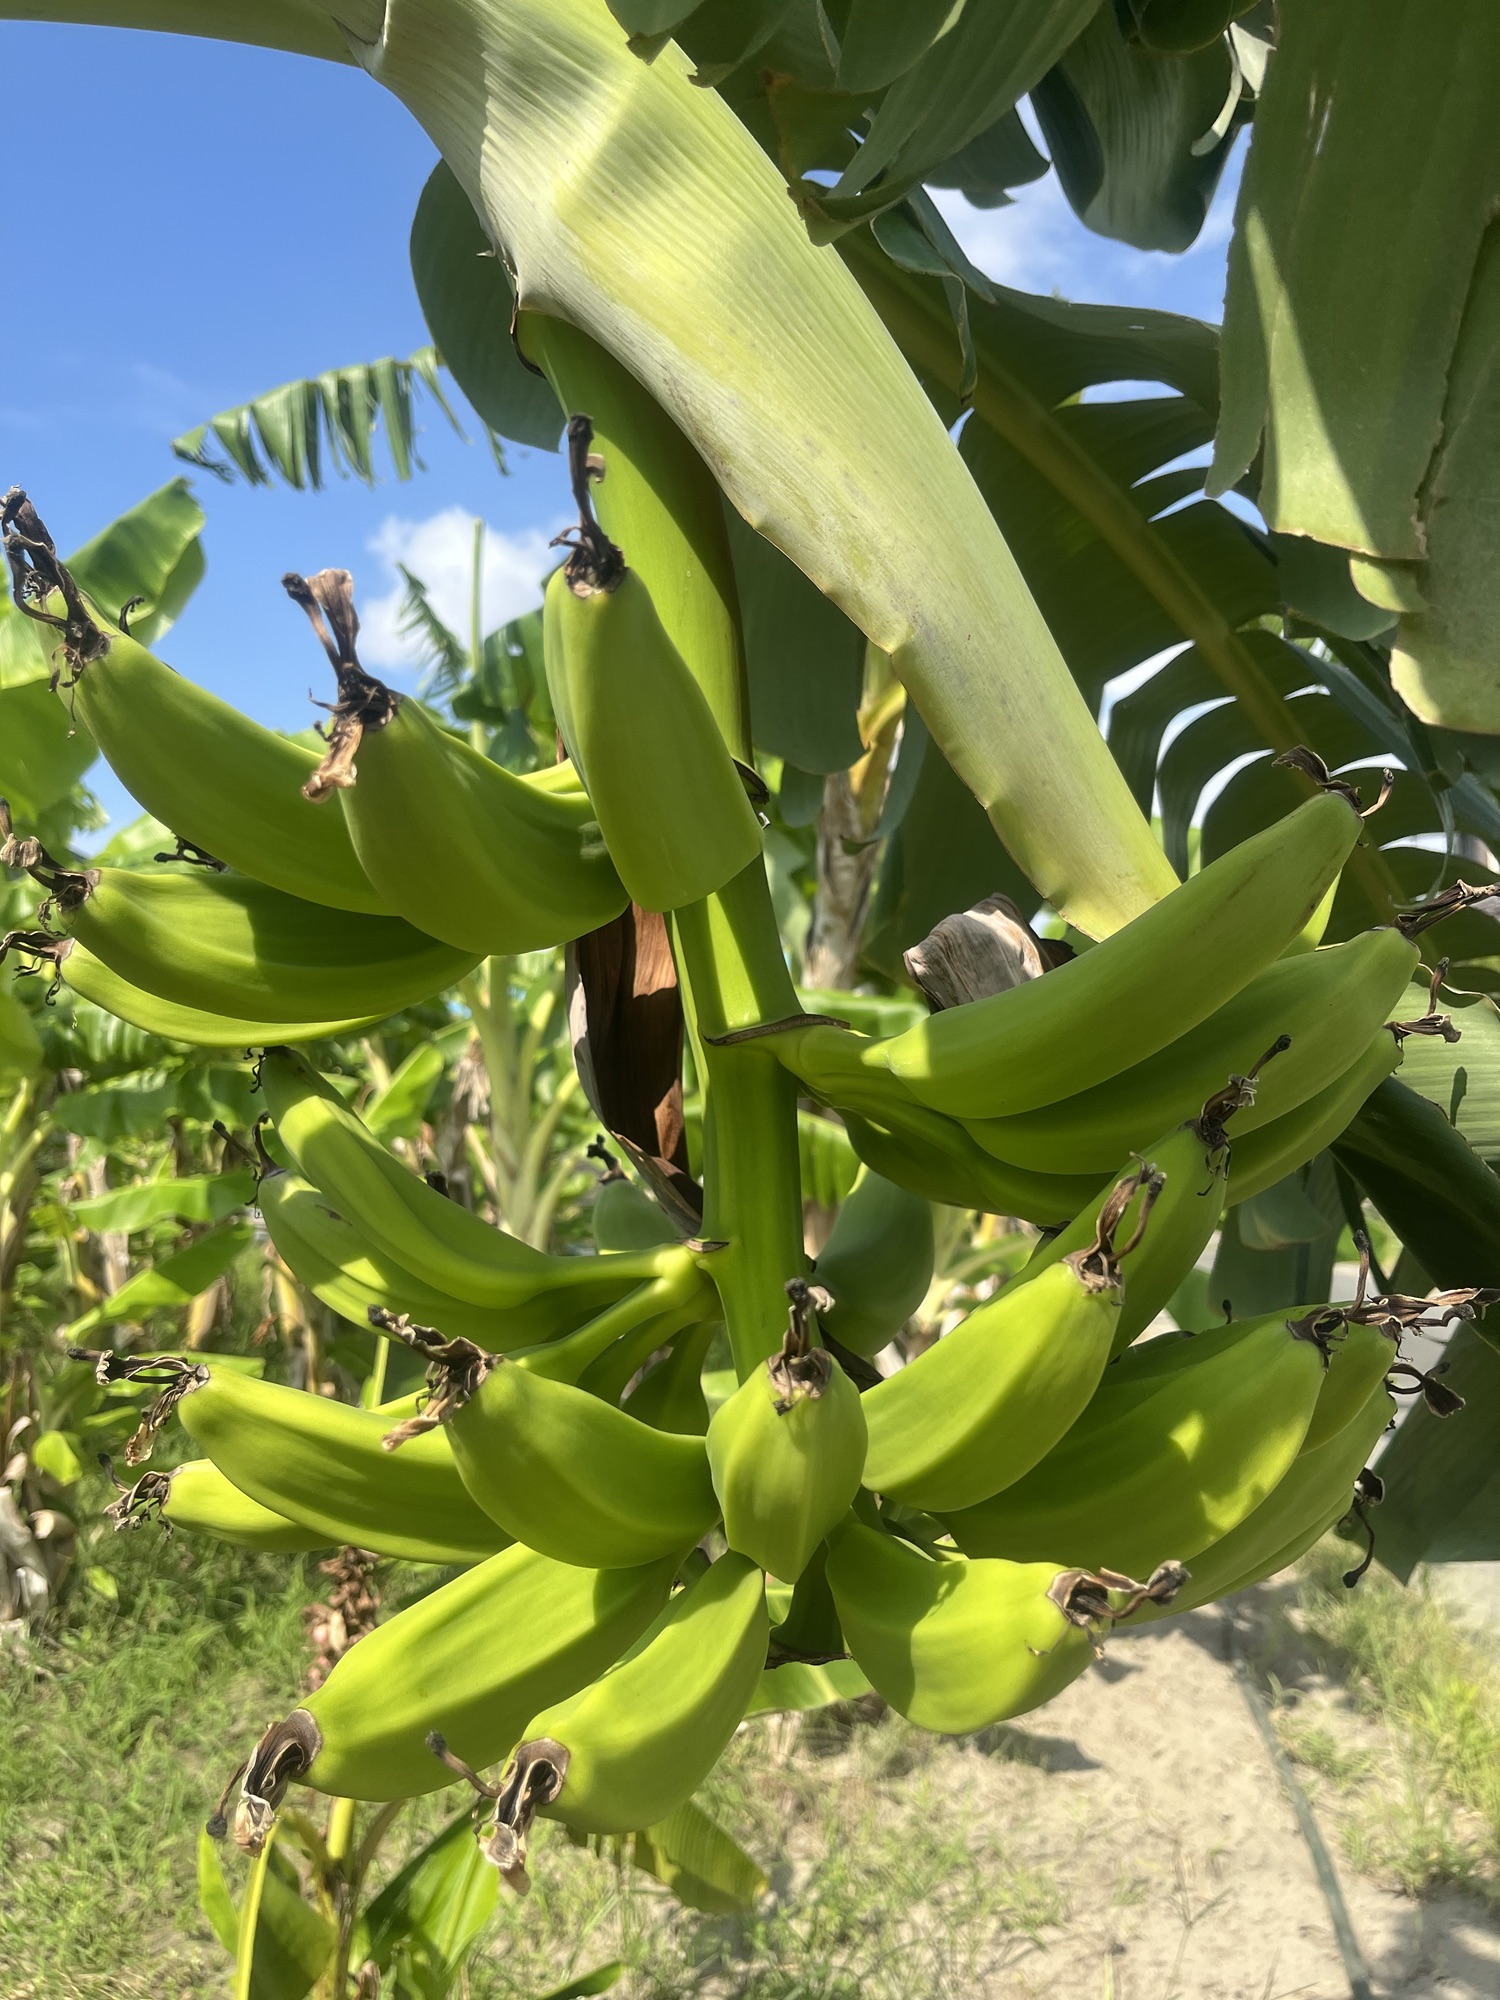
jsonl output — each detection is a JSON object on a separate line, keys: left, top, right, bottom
{"left": 843, "top": 238, "right": 1401, "bottom": 923}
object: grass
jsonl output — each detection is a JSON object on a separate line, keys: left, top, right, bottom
{"left": 1273, "top": 1541, "right": 1500, "bottom": 1902}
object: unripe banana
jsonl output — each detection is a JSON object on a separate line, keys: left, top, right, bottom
{"left": 39, "top": 864, "right": 478, "bottom": 1024}
{"left": 837, "top": 1104, "right": 1103, "bottom": 1226}
{"left": 333, "top": 691, "right": 629, "bottom": 953}
{"left": 258, "top": 1168, "right": 528, "bottom": 1349}
{"left": 104, "top": 1459, "right": 331, "bottom": 1554}
{"left": 964, "top": 928, "right": 1418, "bottom": 1175}
{"left": 1139, "top": 1386, "right": 1396, "bottom": 1619}
{"left": 92, "top": 1356, "right": 507, "bottom": 1566}
{"left": 860, "top": 1173, "right": 1143, "bottom": 1514}
{"left": 260, "top": 1050, "right": 691, "bottom": 1322}
{"left": 943, "top": 1306, "right": 1332, "bottom": 1578}
{"left": 824, "top": 1518, "right": 1179, "bottom": 1734}
{"left": 772, "top": 790, "right": 1362, "bottom": 1123}
{"left": 813, "top": 1168, "right": 934, "bottom": 1359}
{"left": 236, "top": 1545, "right": 678, "bottom": 1807}
{"left": 621, "top": 1318, "right": 718, "bottom": 1435}
{"left": 542, "top": 472, "right": 762, "bottom": 912}
{"left": 707, "top": 1281, "right": 868, "bottom": 1582}
{"left": 517, "top": 1551, "right": 768, "bottom": 1836}
{"left": 766, "top": 1543, "right": 845, "bottom": 1664}
{"left": 58, "top": 939, "right": 388, "bottom": 1048}
{"left": 387, "top": 1340, "right": 719, "bottom": 1568}
{"left": 592, "top": 1172, "right": 681, "bottom": 1252}
{"left": 63, "top": 629, "right": 387, "bottom": 914}
{"left": 1225, "top": 1028, "right": 1404, "bottom": 1206}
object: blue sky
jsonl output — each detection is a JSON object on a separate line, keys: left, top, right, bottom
{"left": 0, "top": 21, "right": 1242, "bottom": 835}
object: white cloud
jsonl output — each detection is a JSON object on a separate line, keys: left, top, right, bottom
{"left": 359, "top": 506, "right": 563, "bottom": 672}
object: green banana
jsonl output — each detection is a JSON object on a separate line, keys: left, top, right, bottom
{"left": 621, "top": 1318, "right": 718, "bottom": 1435}
{"left": 57, "top": 939, "right": 389, "bottom": 1048}
{"left": 766, "top": 1544, "right": 846, "bottom": 1664}
{"left": 542, "top": 440, "right": 762, "bottom": 912}
{"left": 94, "top": 1356, "right": 507, "bottom": 1566}
{"left": 258, "top": 1168, "right": 534, "bottom": 1348}
{"left": 859, "top": 1173, "right": 1141, "bottom": 1515}
{"left": 768, "top": 789, "right": 1362, "bottom": 1122}
{"left": 36, "top": 863, "right": 478, "bottom": 1023}
{"left": 942, "top": 1306, "right": 1332, "bottom": 1578}
{"left": 1016, "top": 1096, "right": 1250, "bottom": 1359}
{"left": 964, "top": 928, "right": 1418, "bottom": 1175}
{"left": 516, "top": 1551, "right": 768, "bottom": 1836}
{"left": 332, "top": 690, "right": 630, "bottom": 953}
{"left": 260, "top": 1049, "right": 693, "bottom": 1320}
{"left": 837, "top": 1105, "right": 1103, "bottom": 1226}
{"left": 63, "top": 629, "right": 388, "bottom": 914}
{"left": 824, "top": 1518, "right": 1176, "bottom": 1735}
{"left": 1225, "top": 1029, "right": 1404, "bottom": 1207}
{"left": 814, "top": 1168, "right": 934, "bottom": 1359}
{"left": 1142, "top": 1386, "right": 1396, "bottom": 1619}
{"left": 520, "top": 313, "right": 749, "bottom": 752}
{"left": 235, "top": 1544, "right": 678, "bottom": 1809}
{"left": 707, "top": 1280, "right": 868, "bottom": 1582}
{"left": 104, "top": 1458, "right": 331, "bottom": 1554}
{"left": 592, "top": 1172, "right": 682, "bottom": 1252}
{"left": 384, "top": 1337, "right": 719, "bottom": 1567}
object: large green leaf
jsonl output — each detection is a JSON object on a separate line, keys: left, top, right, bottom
{"left": 1211, "top": 0, "right": 1500, "bottom": 695}
{"left": 724, "top": 506, "right": 864, "bottom": 774}
{"left": 1332, "top": 1079, "right": 1500, "bottom": 1312}
{"left": 362, "top": 1808, "right": 498, "bottom": 1991}
{"left": 410, "top": 161, "right": 565, "bottom": 453}
{"left": 811, "top": 0, "right": 1101, "bottom": 228}
{"left": 0, "top": 680, "right": 97, "bottom": 821}
{"left": 197, "top": 1829, "right": 241, "bottom": 1959}
{"left": 173, "top": 348, "right": 466, "bottom": 490}
{"left": 1396, "top": 997, "right": 1500, "bottom": 1161}
{"left": 68, "top": 1170, "right": 254, "bottom": 1235}
{"left": 1032, "top": 1, "right": 1244, "bottom": 252}
{"left": 1369, "top": 1325, "right": 1500, "bottom": 1581}
{"left": 630, "top": 1798, "right": 767, "bottom": 1915}
{"left": 237, "top": 1833, "right": 336, "bottom": 2000}
{"left": 65, "top": 1217, "right": 257, "bottom": 1339}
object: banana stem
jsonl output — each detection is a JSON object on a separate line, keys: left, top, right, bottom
{"left": 674, "top": 859, "right": 805, "bottom": 1378}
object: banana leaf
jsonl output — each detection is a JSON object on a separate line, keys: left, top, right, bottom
{"left": 65, "top": 1217, "right": 257, "bottom": 1339}
{"left": 0, "top": 681, "right": 97, "bottom": 823}
{"left": 630, "top": 1798, "right": 767, "bottom": 1914}
{"left": 67, "top": 1170, "right": 254, "bottom": 1234}
{"left": 172, "top": 346, "right": 468, "bottom": 489}
{"left": 359, "top": 1808, "right": 498, "bottom": 1991}
{"left": 1368, "top": 1325, "right": 1500, "bottom": 1581}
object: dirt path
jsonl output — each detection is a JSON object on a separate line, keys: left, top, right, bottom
{"left": 928, "top": 1584, "right": 1500, "bottom": 1998}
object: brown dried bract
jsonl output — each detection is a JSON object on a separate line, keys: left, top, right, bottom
{"left": 1, "top": 488, "right": 110, "bottom": 684}
{"left": 1049, "top": 1562, "right": 1189, "bottom": 1655}
{"left": 767, "top": 1277, "right": 837, "bottom": 1411}
{"left": 429, "top": 1732, "right": 569, "bottom": 1895}
{"left": 1388, "top": 958, "right": 1462, "bottom": 1043}
{"left": 550, "top": 414, "right": 625, "bottom": 596}
{"left": 1272, "top": 745, "right": 1391, "bottom": 816}
{"left": 67, "top": 1351, "right": 209, "bottom": 1465}
{"left": 1064, "top": 1163, "right": 1160, "bottom": 1295}
{"left": 1195, "top": 1033, "right": 1292, "bottom": 1170}
{"left": 283, "top": 568, "right": 400, "bottom": 800}
{"left": 367, "top": 1306, "right": 495, "bottom": 1446}
{"left": 231, "top": 1709, "right": 323, "bottom": 1853}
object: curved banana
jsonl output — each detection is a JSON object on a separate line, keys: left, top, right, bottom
{"left": 838, "top": 1105, "right": 1103, "bottom": 1226}
{"left": 859, "top": 1174, "right": 1139, "bottom": 1514}
{"left": 942, "top": 1307, "right": 1332, "bottom": 1578}
{"left": 517, "top": 1551, "right": 768, "bottom": 1836}
{"left": 258, "top": 1169, "right": 529, "bottom": 1348}
{"left": 1015, "top": 1092, "right": 1251, "bottom": 1360}
{"left": 824, "top": 1518, "right": 1164, "bottom": 1735}
{"left": 386, "top": 1340, "right": 719, "bottom": 1568}
{"left": 41, "top": 864, "right": 478, "bottom": 1023}
{"left": 58, "top": 939, "right": 389, "bottom": 1048}
{"left": 334, "top": 691, "right": 630, "bottom": 953}
{"left": 769, "top": 790, "right": 1361, "bottom": 1123}
{"left": 105, "top": 1458, "right": 331, "bottom": 1554}
{"left": 707, "top": 1280, "right": 867, "bottom": 1581}
{"left": 813, "top": 1168, "right": 934, "bottom": 1359}
{"left": 261, "top": 1049, "right": 693, "bottom": 1319}
{"left": 964, "top": 928, "right": 1418, "bottom": 1175}
{"left": 542, "top": 482, "right": 762, "bottom": 912}
{"left": 64, "top": 629, "right": 387, "bottom": 914}
{"left": 104, "top": 1357, "right": 507, "bottom": 1566}
{"left": 1142, "top": 1385, "right": 1395, "bottom": 1619}
{"left": 592, "top": 1173, "right": 682, "bottom": 1252}
{"left": 235, "top": 1544, "right": 678, "bottom": 1807}
{"left": 621, "top": 1318, "right": 718, "bottom": 1435}
{"left": 1225, "top": 1029, "right": 1404, "bottom": 1207}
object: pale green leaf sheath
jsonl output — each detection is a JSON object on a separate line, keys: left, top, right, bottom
{"left": 355, "top": 0, "right": 1177, "bottom": 937}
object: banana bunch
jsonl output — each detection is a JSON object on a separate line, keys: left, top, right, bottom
{"left": 17, "top": 363, "right": 1485, "bottom": 1885}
